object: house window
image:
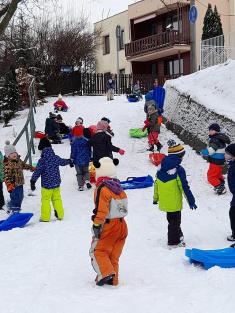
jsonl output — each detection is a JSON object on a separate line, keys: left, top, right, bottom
{"left": 164, "top": 14, "right": 182, "bottom": 32}
{"left": 118, "top": 30, "right": 125, "bottom": 50}
{"left": 103, "top": 35, "right": 110, "bottom": 54}
{"left": 165, "top": 59, "right": 184, "bottom": 76}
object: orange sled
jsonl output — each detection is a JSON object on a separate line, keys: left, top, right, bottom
{"left": 149, "top": 153, "right": 165, "bottom": 166}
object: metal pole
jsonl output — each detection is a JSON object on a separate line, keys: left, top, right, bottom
{"left": 116, "top": 36, "right": 120, "bottom": 95}
{"left": 190, "top": 0, "right": 196, "bottom": 72}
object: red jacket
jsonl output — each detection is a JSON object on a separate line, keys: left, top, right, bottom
{"left": 54, "top": 100, "right": 68, "bottom": 110}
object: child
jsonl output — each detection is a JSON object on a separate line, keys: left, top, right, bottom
{"left": 201, "top": 123, "right": 230, "bottom": 195}
{"left": 71, "top": 128, "right": 92, "bottom": 191}
{"left": 53, "top": 94, "right": 68, "bottom": 112}
{"left": 153, "top": 140, "right": 197, "bottom": 248}
{"left": 142, "top": 105, "right": 162, "bottom": 152}
{"left": 224, "top": 144, "right": 235, "bottom": 242}
{"left": 45, "top": 112, "right": 61, "bottom": 144}
{"left": 30, "top": 138, "right": 73, "bottom": 222}
{"left": 4, "top": 141, "right": 34, "bottom": 214}
{"left": 90, "top": 157, "right": 128, "bottom": 286}
{"left": 71, "top": 117, "right": 84, "bottom": 138}
{"left": 0, "top": 150, "right": 5, "bottom": 210}
{"left": 106, "top": 76, "right": 115, "bottom": 101}
{"left": 56, "top": 114, "right": 70, "bottom": 135}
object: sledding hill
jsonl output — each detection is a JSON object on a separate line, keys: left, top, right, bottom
{"left": 0, "top": 96, "right": 234, "bottom": 313}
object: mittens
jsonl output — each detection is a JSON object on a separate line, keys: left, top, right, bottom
{"left": 93, "top": 224, "right": 102, "bottom": 239}
{"left": 30, "top": 180, "right": 36, "bottom": 191}
{"left": 119, "top": 149, "right": 125, "bottom": 155}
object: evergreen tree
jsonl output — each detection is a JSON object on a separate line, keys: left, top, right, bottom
{"left": 202, "top": 4, "right": 214, "bottom": 41}
{"left": 213, "top": 6, "right": 223, "bottom": 38}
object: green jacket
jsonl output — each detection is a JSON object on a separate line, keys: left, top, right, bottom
{"left": 0, "top": 152, "right": 4, "bottom": 182}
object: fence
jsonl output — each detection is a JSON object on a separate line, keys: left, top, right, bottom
{"left": 201, "top": 31, "right": 235, "bottom": 69}
{"left": 13, "top": 78, "right": 36, "bottom": 165}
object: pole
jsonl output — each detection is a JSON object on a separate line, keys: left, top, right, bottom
{"left": 116, "top": 36, "right": 120, "bottom": 95}
{"left": 190, "top": 0, "right": 196, "bottom": 73}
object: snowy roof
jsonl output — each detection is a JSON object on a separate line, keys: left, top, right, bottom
{"left": 166, "top": 59, "right": 235, "bottom": 121}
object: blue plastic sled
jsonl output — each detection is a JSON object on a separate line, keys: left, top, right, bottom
{"left": 120, "top": 175, "right": 154, "bottom": 190}
{"left": 185, "top": 247, "right": 235, "bottom": 270}
{"left": 0, "top": 212, "right": 33, "bottom": 232}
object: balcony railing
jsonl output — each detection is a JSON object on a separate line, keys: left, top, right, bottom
{"left": 125, "top": 30, "right": 190, "bottom": 58}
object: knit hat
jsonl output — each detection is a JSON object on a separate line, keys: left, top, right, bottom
{"left": 83, "top": 128, "right": 91, "bottom": 139}
{"left": 49, "top": 112, "right": 56, "bottom": 119}
{"left": 58, "top": 94, "right": 63, "bottom": 100}
{"left": 209, "top": 123, "right": 220, "bottom": 132}
{"left": 101, "top": 117, "right": 111, "bottom": 124}
{"left": 56, "top": 114, "right": 63, "bottom": 121}
{"left": 96, "top": 120, "right": 108, "bottom": 131}
{"left": 76, "top": 117, "right": 83, "bottom": 125}
{"left": 225, "top": 144, "right": 235, "bottom": 158}
{"left": 94, "top": 157, "right": 119, "bottom": 179}
{"left": 167, "top": 139, "right": 185, "bottom": 156}
{"left": 4, "top": 140, "right": 17, "bottom": 158}
{"left": 38, "top": 137, "right": 52, "bottom": 151}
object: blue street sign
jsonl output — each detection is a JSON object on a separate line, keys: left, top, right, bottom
{"left": 61, "top": 66, "right": 74, "bottom": 73}
{"left": 189, "top": 5, "right": 198, "bottom": 23}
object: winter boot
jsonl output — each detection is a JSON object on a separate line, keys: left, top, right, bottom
{"left": 78, "top": 186, "right": 84, "bottom": 191}
{"left": 86, "top": 182, "right": 92, "bottom": 189}
{"left": 156, "top": 142, "right": 163, "bottom": 152}
{"left": 147, "top": 144, "right": 154, "bottom": 152}
{"left": 96, "top": 274, "right": 114, "bottom": 286}
{"left": 227, "top": 235, "right": 235, "bottom": 242}
{"left": 214, "top": 183, "right": 226, "bottom": 195}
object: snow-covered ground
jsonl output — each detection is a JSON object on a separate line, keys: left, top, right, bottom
{"left": 166, "top": 59, "right": 235, "bottom": 121}
{"left": 0, "top": 96, "right": 234, "bottom": 313}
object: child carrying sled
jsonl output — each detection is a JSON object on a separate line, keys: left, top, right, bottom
{"left": 89, "top": 157, "right": 128, "bottom": 286}
{"left": 153, "top": 140, "right": 197, "bottom": 248}
{"left": 30, "top": 137, "right": 73, "bottom": 222}
{"left": 4, "top": 141, "right": 34, "bottom": 214}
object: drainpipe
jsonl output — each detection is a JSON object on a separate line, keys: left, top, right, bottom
{"left": 190, "top": 0, "right": 196, "bottom": 73}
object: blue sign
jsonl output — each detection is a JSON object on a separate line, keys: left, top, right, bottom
{"left": 61, "top": 66, "right": 74, "bottom": 73}
{"left": 189, "top": 5, "right": 198, "bottom": 23}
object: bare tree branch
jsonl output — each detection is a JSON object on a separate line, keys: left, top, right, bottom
{"left": 0, "top": 0, "right": 23, "bottom": 37}
{"left": 0, "top": 4, "right": 9, "bottom": 18}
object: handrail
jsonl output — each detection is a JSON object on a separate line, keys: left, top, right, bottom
{"left": 13, "top": 78, "right": 37, "bottom": 165}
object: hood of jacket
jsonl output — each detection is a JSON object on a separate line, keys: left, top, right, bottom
{"left": 41, "top": 147, "right": 55, "bottom": 158}
{"left": 209, "top": 133, "right": 231, "bottom": 145}
{"left": 97, "top": 177, "right": 123, "bottom": 195}
{"left": 160, "top": 155, "right": 182, "bottom": 171}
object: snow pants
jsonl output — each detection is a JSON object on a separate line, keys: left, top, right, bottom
{"left": 41, "top": 187, "right": 64, "bottom": 222}
{"left": 89, "top": 218, "right": 128, "bottom": 286}
{"left": 207, "top": 163, "right": 224, "bottom": 187}
{"left": 229, "top": 206, "right": 235, "bottom": 236}
{"left": 148, "top": 131, "right": 159, "bottom": 145}
{"left": 107, "top": 89, "right": 114, "bottom": 101}
{"left": 75, "top": 165, "right": 89, "bottom": 187}
{"left": 166, "top": 211, "right": 183, "bottom": 245}
{"left": 0, "top": 182, "right": 5, "bottom": 208}
{"left": 8, "top": 185, "right": 24, "bottom": 212}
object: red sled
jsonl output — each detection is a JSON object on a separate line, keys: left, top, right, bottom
{"left": 35, "top": 131, "right": 46, "bottom": 139}
{"left": 149, "top": 153, "right": 165, "bottom": 166}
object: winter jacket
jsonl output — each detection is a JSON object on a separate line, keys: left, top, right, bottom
{"left": 144, "top": 100, "right": 156, "bottom": 114}
{"left": 133, "top": 84, "right": 141, "bottom": 96}
{"left": 153, "top": 86, "right": 165, "bottom": 114}
{"left": 0, "top": 152, "right": 4, "bottom": 182}
{"left": 54, "top": 100, "right": 68, "bottom": 110}
{"left": 71, "top": 137, "right": 91, "bottom": 167}
{"left": 145, "top": 90, "right": 154, "bottom": 102}
{"left": 45, "top": 117, "right": 59, "bottom": 137}
{"left": 4, "top": 157, "right": 33, "bottom": 190}
{"left": 31, "top": 147, "right": 71, "bottom": 189}
{"left": 147, "top": 110, "right": 160, "bottom": 133}
{"left": 89, "top": 131, "right": 120, "bottom": 163}
{"left": 153, "top": 155, "right": 195, "bottom": 212}
{"left": 227, "top": 160, "right": 235, "bottom": 206}
{"left": 57, "top": 122, "right": 70, "bottom": 135}
{"left": 71, "top": 125, "right": 84, "bottom": 137}
{"left": 201, "top": 133, "right": 231, "bottom": 165}
{"left": 92, "top": 178, "right": 128, "bottom": 225}
{"left": 106, "top": 79, "right": 115, "bottom": 91}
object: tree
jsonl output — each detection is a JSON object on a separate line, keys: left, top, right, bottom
{"left": 0, "top": 0, "right": 22, "bottom": 38}
{"left": 201, "top": 3, "right": 214, "bottom": 41}
{"left": 213, "top": 5, "right": 223, "bottom": 38}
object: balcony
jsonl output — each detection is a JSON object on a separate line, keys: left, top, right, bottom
{"left": 125, "top": 30, "right": 190, "bottom": 62}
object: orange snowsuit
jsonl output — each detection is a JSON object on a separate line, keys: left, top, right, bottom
{"left": 89, "top": 179, "right": 128, "bottom": 286}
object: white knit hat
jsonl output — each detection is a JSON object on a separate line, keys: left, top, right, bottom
{"left": 76, "top": 117, "right": 83, "bottom": 125}
{"left": 4, "top": 140, "right": 17, "bottom": 158}
{"left": 94, "top": 157, "right": 119, "bottom": 179}
{"left": 58, "top": 94, "right": 63, "bottom": 100}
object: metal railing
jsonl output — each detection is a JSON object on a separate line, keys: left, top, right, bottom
{"left": 13, "top": 78, "right": 36, "bottom": 165}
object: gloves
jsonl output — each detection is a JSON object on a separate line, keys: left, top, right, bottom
{"left": 69, "top": 159, "right": 74, "bottom": 168}
{"left": 153, "top": 200, "right": 158, "bottom": 205}
{"left": 30, "top": 180, "right": 36, "bottom": 191}
{"left": 93, "top": 224, "right": 102, "bottom": 239}
{"left": 190, "top": 204, "right": 197, "bottom": 210}
{"left": 31, "top": 166, "right": 36, "bottom": 172}
{"left": 6, "top": 183, "right": 15, "bottom": 193}
{"left": 119, "top": 149, "right": 125, "bottom": 155}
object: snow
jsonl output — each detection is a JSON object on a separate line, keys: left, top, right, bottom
{"left": 166, "top": 59, "right": 235, "bottom": 121}
{"left": 0, "top": 95, "right": 235, "bottom": 313}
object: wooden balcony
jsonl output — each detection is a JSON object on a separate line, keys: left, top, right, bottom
{"left": 125, "top": 30, "right": 190, "bottom": 61}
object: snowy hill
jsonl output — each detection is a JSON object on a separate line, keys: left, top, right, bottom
{"left": 0, "top": 96, "right": 235, "bottom": 313}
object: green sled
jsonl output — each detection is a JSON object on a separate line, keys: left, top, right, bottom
{"left": 129, "top": 128, "right": 148, "bottom": 138}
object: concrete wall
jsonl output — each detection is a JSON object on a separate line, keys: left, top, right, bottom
{"left": 229, "top": 0, "right": 235, "bottom": 32}
{"left": 94, "top": 11, "right": 132, "bottom": 74}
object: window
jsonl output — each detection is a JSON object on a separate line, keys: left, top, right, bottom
{"left": 164, "top": 14, "right": 182, "bottom": 32}
{"left": 164, "top": 59, "right": 184, "bottom": 76}
{"left": 103, "top": 35, "right": 110, "bottom": 54}
{"left": 118, "top": 30, "right": 125, "bottom": 50}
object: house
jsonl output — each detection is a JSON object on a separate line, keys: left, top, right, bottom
{"left": 94, "top": 0, "right": 232, "bottom": 82}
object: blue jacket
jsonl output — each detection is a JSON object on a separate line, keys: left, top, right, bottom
{"left": 227, "top": 160, "right": 235, "bottom": 206}
{"left": 157, "top": 155, "right": 195, "bottom": 208}
{"left": 31, "top": 148, "right": 70, "bottom": 189}
{"left": 106, "top": 79, "right": 115, "bottom": 90}
{"left": 153, "top": 86, "right": 165, "bottom": 114}
{"left": 71, "top": 137, "right": 91, "bottom": 167}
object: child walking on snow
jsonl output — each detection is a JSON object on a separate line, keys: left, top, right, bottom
{"left": 71, "top": 128, "right": 92, "bottom": 191}
{"left": 201, "top": 123, "right": 230, "bottom": 195}
{"left": 30, "top": 138, "right": 73, "bottom": 222}
{"left": 153, "top": 140, "right": 197, "bottom": 248}
{"left": 4, "top": 141, "right": 34, "bottom": 214}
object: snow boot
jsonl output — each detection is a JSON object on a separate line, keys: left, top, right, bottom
{"left": 86, "top": 182, "right": 92, "bottom": 189}
{"left": 147, "top": 144, "right": 154, "bottom": 152}
{"left": 78, "top": 186, "right": 84, "bottom": 191}
{"left": 156, "top": 142, "right": 163, "bottom": 152}
{"left": 96, "top": 274, "right": 114, "bottom": 286}
{"left": 214, "top": 183, "right": 226, "bottom": 195}
{"left": 227, "top": 235, "right": 235, "bottom": 242}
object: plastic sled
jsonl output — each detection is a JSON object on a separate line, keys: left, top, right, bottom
{"left": 127, "top": 95, "right": 139, "bottom": 103}
{"left": 35, "top": 131, "right": 46, "bottom": 139}
{"left": 62, "top": 134, "right": 69, "bottom": 139}
{"left": 120, "top": 175, "right": 154, "bottom": 190}
{"left": 185, "top": 247, "right": 235, "bottom": 270}
{"left": 0, "top": 212, "right": 33, "bottom": 232}
{"left": 149, "top": 153, "right": 165, "bottom": 166}
{"left": 129, "top": 128, "right": 147, "bottom": 138}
